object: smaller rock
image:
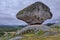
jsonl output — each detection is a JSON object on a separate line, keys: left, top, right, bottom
{"left": 42, "top": 31, "right": 58, "bottom": 36}
{"left": 9, "top": 36, "right": 22, "bottom": 40}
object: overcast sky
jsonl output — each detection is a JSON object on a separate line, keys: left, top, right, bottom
{"left": 0, "top": 0, "right": 60, "bottom": 25}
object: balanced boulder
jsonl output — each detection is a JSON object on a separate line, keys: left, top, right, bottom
{"left": 16, "top": 2, "right": 52, "bottom": 25}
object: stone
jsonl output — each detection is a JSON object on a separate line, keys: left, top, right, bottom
{"left": 16, "top": 2, "right": 52, "bottom": 25}
{"left": 16, "top": 25, "right": 51, "bottom": 35}
{"left": 9, "top": 36, "right": 23, "bottom": 40}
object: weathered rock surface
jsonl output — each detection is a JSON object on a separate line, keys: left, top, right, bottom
{"left": 16, "top": 25, "right": 51, "bottom": 35}
{"left": 16, "top": 24, "right": 58, "bottom": 36}
{"left": 16, "top": 2, "right": 52, "bottom": 25}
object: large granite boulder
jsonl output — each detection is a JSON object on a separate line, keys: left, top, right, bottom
{"left": 16, "top": 2, "right": 52, "bottom": 25}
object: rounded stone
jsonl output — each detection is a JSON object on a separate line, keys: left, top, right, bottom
{"left": 16, "top": 2, "right": 52, "bottom": 25}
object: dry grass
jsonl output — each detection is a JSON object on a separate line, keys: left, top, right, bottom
{"left": 21, "top": 34, "right": 60, "bottom": 40}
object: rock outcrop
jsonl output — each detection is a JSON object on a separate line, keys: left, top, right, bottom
{"left": 16, "top": 25, "right": 51, "bottom": 35}
{"left": 16, "top": 2, "right": 52, "bottom": 25}
{"left": 16, "top": 1, "right": 53, "bottom": 36}
{"left": 10, "top": 2, "right": 53, "bottom": 40}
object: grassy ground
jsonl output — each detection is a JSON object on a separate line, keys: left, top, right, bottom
{"left": 21, "top": 34, "right": 60, "bottom": 40}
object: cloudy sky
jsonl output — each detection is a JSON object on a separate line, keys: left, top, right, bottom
{"left": 0, "top": 0, "right": 60, "bottom": 25}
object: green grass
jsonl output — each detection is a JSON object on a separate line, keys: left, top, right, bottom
{"left": 36, "top": 30, "right": 45, "bottom": 36}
